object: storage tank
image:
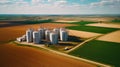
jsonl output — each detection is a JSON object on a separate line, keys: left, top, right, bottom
{"left": 53, "top": 28, "right": 59, "bottom": 38}
{"left": 60, "top": 28, "right": 66, "bottom": 32}
{"left": 50, "top": 32, "right": 58, "bottom": 44}
{"left": 33, "top": 31, "right": 40, "bottom": 44}
{"left": 45, "top": 30, "right": 51, "bottom": 41}
{"left": 60, "top": 30, "right": 68, "bottom": 41}
{"left": 38, "top": 28, "right": 44, "bottom": 39}
{"left": 26, "top": 29, "right": 33, "bottom": 43}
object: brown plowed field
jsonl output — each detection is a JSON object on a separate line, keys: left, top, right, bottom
{"left": 0, "top": 44, "right": 96, "bottom": 67}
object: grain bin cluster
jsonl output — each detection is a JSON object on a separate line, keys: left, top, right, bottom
{"left": 17, "top": 28, "right": 68, "bottom": 45}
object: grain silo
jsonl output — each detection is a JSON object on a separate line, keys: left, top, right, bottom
{"left": 53, "top": 28, "right": 59, "bottom": 38}
{"left": 26, "top": 29, "right": 33, "bottom": 43}
{"left": 38, "top": 28, "right": 44, "bottom": 39}
{"left": 45, "top": 30, "right": 51, "bottom": 41}
{"left": 60, "top": 28, "right": 65, "bottom": 32}
{"left": 50, "top": 32, "right": 58, "bottom": 44}
{"left": 33, "top": 31, "right": 40, "bottom": 44}
{"left": 60, "top": 30, "right": 68, "bottom": 41}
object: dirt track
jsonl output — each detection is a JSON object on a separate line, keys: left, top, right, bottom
{"left": 0, "top": 44, "right": 96, "bottom": 67}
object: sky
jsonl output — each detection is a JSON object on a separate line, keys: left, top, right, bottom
{"left": 0, "top": 0, "right": 120, "bottom": 14}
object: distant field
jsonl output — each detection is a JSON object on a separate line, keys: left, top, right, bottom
{"left": 68, "top": 21, "right": 97, "bottom": 25}
{"left": 66, "top": 26, "right": 118, "bottom": 34}
{"left": 0, "top": 19, "right": 53, "bottom": 28}
{"left": 87, "top": 23, "right": 120, "bottom": 29}
{"left": 112, "top": 19, "right": 120, "bottom": 23}
{"left": 69, "top": 40, "right": 120, "bottom": 67}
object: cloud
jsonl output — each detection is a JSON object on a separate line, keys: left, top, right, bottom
{"left": 54, "top": 0, "right": 67, "bottom": 6}
{"left": 31, "top": 0, "right": 41, "bottom": 4}
{"left": 0, "top": 0, "right": 13, "bottom": 5}
{"left": 47, "top": 0, "right": 55, "bottom": 2}
{"left": 91, "top": 0, "right": 120, "bottom": 7}
{"left": 0, "top": 0, "right": 29, "bottom": 6}
{"left": 0, "top": 0, "right": 119, "bottom": 14}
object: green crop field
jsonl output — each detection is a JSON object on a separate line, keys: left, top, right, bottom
{"left": 69, "top": 40, "right": 120, "bottom": 67}
{"left": 69, "top": 21, "right": 97, "bottom": 25}
{"left": 54, "top": 21, "right": 97, "bottom": 25}
{"left": 66, "top": 25, "right": 118, "bottom": 34}
{"left": 112, "top": 19, "right": 120, "bottom": 23}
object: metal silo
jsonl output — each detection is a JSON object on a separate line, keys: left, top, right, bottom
{"left": 38, "top": 28, "right": 44, "bottom": 39}
{"left": 50, "top": 32, "right": 58, "bottom": 44}
{"left": 33, "top": 31, "right": 40, "bottom": 44}
{"left": 60, "top": 30, "right": 68, "bottom": 41}
{"left": 60, "top": 28, "right": 65, "bottom": 32}
{"left": 26, "top": 29, "right": 33, "bottom": 43}
{"left": 53, "top": 28, "right": 59, "bottom": 38}
{"left": 45, "top": 30, "right": 51, "bottom": 41}
{"left": 43, "top": 28, "right": 47, "bottom": 39}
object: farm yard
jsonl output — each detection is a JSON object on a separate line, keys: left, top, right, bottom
{"left": 0, "top": 23, "right": 74, "bottom": 44}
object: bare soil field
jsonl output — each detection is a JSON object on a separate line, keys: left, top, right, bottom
{"left": 87, "top": 23, "right": 120, "bottom": 28}
{"left": 97, "top": 30, "right": 120, "bottom": 43}
{"left": 54, "top": 17, "right": 116, "bottom": 22}
{"left": 68, "top": 30, "right": 102, "bottom": 38}
{"left": 77, "top": 17, "right": 114, "bottom": 22}
{"left": 0, "top": 44, "right": 96, "bottom": 67}
{"left": 0, "top": 23, "right": 74, "bottom": 44}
